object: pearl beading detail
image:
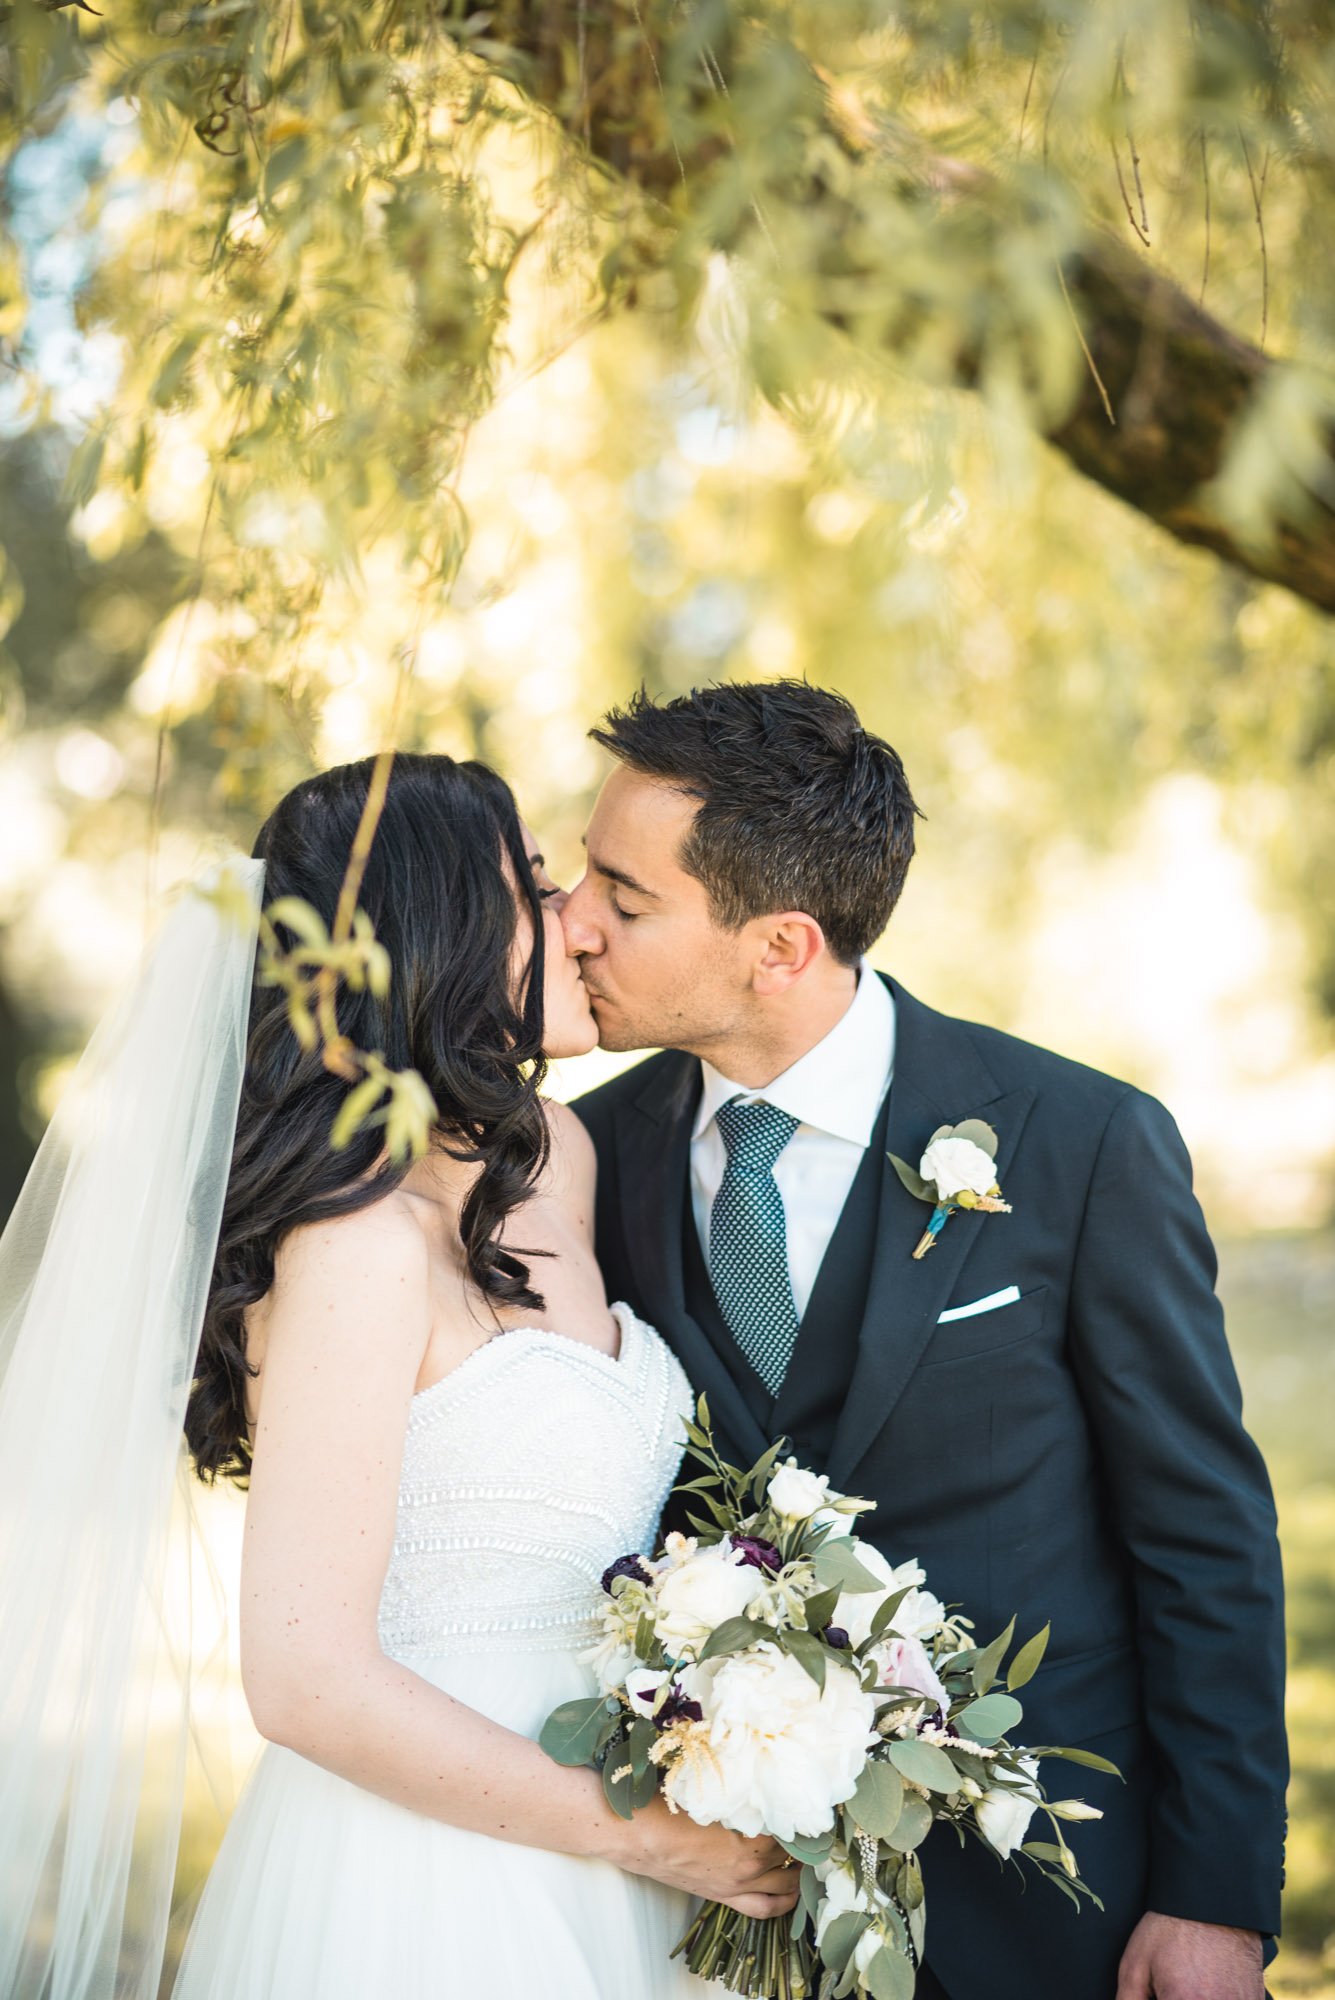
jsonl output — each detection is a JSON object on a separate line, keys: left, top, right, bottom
{"left": 376, "top": 1305, "right": 692, "bottom": 1662}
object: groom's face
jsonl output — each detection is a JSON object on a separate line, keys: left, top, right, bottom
{"left": 562, "top": 767, "right": 754, "bottom": 1055}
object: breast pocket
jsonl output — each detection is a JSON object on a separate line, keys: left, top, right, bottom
{"left": 919, "top": 1284, "right": 1050, "bottom": 1366}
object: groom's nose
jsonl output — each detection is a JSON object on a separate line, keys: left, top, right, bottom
{"left": 559, "top": 874, "right": 603, "bottom": 956}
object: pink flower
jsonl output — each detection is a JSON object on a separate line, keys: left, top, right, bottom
{"left": 871, "top": 1634, "right": 949, "bottom": 1716}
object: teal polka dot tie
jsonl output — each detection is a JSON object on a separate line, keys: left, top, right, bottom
{"left": 709, "top": 1098, "right": 801, "bottom": 1397}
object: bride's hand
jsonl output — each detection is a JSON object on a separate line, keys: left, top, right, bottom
{"left": 607, "top": 1794, "right": 801, "bottom": 1917}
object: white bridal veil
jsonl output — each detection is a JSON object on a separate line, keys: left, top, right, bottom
{"left": 0, "top": 858, "right": 263, "bottom": 1999}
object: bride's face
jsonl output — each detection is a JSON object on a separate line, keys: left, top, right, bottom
{"left": 513, "top": 824, "right": 600, "bottom": 1061}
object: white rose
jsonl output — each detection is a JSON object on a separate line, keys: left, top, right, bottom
{"left": 976, "top": 1760, "right": 1041, "bottom": 1859}
{"left": 654, "top": 1541, "right": 759, "bottom": 1653}
{"left": 664, "top": 1644, "right": 877, "bottom": 1841}
{"left": 919, "top": 1135, "right": 997, "bottom": 1200}
{"left": 768, "top": 1461, "right": 832, "bottom": 1520}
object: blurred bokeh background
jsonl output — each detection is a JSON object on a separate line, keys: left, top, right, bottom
{"left": 3, "top": 3, "right": 1334, "bottom": 1990}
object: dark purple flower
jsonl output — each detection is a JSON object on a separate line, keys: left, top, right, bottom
{"left": 655, "top": 1685, "right": 705, "bottom": 1729}
{"left": 601, "top": 1553, "right": 654, "bottom": 1595}
{"left": 823, "top": 1626, "right": 850, "bottom": 1650}
{"left": 729, "top": 1534, "right": 782, "bottom": 1575}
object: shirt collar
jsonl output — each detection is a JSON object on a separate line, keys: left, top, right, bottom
{"left": 694, "top": 964, "right": 896, "bottom": 1150}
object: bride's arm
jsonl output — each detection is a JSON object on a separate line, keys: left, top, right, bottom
{"left": 240, "top": 1202, "right": 795, "bottom": 1917}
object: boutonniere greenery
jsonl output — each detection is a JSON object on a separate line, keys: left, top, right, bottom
{"left": 890, "top": 1119, "right": 1012, "bottom": 1260}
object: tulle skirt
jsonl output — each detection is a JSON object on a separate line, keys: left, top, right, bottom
{"left": 172, "top": 1647, "right": 711, "bottom": 2000}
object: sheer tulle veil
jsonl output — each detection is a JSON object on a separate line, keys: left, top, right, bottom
{"left": 0, "top": 857, "right": 264, "bottom": 1999}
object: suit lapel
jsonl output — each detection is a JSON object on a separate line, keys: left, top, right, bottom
{"left": 613, "top": 1055, "right": 771, "bottom": 1469}
{"left": 829, "top": 982, "right": 1035, "bottom": 1489}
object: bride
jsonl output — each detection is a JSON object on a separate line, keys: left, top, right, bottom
{"left": 0, "top": 752, "right": 796, "bottom": 2000}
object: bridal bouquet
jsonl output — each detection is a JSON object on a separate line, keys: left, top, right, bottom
{"left": 541, "top": 1405, "right": 1113, "bottom": 2000}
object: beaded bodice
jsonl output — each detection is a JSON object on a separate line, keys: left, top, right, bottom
{"left": 376, "top": 1303, "right": 692, "bottom": 1661}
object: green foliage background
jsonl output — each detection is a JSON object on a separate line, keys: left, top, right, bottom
{"left": 1, "top": 1, "right": 1334, "bottom": 1987}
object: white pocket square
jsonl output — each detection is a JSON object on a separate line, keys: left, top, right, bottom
{"left": 937, "top": 1285, "right": 1021, "bottom": 1324}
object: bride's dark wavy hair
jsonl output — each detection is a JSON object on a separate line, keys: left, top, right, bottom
{"left": 187, "top": 752, "right": 549, "bottom": 1486}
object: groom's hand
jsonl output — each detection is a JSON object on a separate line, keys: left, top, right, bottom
{"left": 1117, "top": 1912, "right": 1264, "bottom": 1999}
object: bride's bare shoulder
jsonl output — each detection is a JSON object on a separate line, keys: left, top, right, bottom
{"left": 270, "top": 1192, "right": 433, "bottom": 1308}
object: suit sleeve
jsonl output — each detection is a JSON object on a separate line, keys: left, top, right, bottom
{"left": 1067, "top": 1088, "right": 1287, "bottom": 1934}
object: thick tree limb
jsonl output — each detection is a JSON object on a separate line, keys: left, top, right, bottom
{"left": 470, "top": 0, "right": 1335, "bottom": 613}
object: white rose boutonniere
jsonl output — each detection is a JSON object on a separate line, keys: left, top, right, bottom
{"left": 889, "top": 1118, "right": 1013, "bottom": 1260}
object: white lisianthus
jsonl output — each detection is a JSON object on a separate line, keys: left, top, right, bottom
{"left": 664, "top": 1644, "right": 877, "bottom": 1841}
{"left": 976, "top": 1759, "right": 1041, "bottom": 1858}
{"left": 868, "top": 1634, "right": 950, "bottom": 1715}
{"left": 653, "top": 1540, "right": 760, "bottom": 1653}
{"left": 815, "top": 1862, "right": 893, "bottom": 1975}
{"left": 768, "top": 1460, "right": 832, "bottom": 1520}
{"left": 919, "top": 1135, "right": 997, "bottom": 1201}
{"left": 624, "top": 1667, "right": 670, "bottom": 1711}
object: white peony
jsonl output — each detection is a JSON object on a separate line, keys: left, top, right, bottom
{"left": 654, "top": 1540, "right": 760, "bottom": 1654}
{"left": 919, "top": 1135, "right": 997, "bottom": 1201}
{"left": 976, "top": 1760, "right": 1041, "bottom": 1858}
{"left": 768, "top": 1461, "right": 833, "bottom": 1520}
{"left": 665, "top": 1644, "right": 877, "bottom": 1841}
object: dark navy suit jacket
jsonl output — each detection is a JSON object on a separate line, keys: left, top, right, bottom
{"left": 573, "top": 978, "right": 1287, "bottom": 2000}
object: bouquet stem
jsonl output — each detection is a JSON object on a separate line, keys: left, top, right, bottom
{"left": 672, "top": 1901, "right": 816, "bottom": 1998}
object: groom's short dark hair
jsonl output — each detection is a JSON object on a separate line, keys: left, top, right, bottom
{"left": 590, "top": 681, "right": 920, "bottom": 965}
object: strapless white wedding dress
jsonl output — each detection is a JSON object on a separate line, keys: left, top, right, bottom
{"left": 174, "top": 1303, "right": 712, "bottom": 1999}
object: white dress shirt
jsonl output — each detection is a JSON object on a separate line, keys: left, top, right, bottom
{"left": 690, "top": 967, "right": 896, "bottom": 1319}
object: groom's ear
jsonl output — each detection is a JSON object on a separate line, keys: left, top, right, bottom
{"left": 750, "top": 912, "right": 827, "bottom": 996}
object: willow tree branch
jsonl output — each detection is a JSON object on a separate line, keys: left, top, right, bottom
{"left": 471, "top": 2, "right": 1335, "bottom": 610}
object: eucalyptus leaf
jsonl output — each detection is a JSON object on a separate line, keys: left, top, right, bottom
{"left": 601, "top": 1746, "right": 635, "bottom": 1820}
{"left": 801, "top": 1585, "right": 842, "bottom": 1634}
{"left": 812, "top": 1538, "right": 883, "bottom": 1594}
{"left": 781, "top": 1628, "right": 828, "bottom": 1690}
{"left": 697, "top": 1616, "right": 773, "bottom": 1662}
{"left": 895, "top": 1857, "right": 924, "bottom": 1910}
{"left": 887, "top": 1153, "right": 933, "bottom": 1203}
{"left": 538, "top": 1696, "right": 610, "bottom": 1767}
{"left": 1007, "top": 1622, "right": 1050, "bottom": 1691}
{"left": 1028, "top": 1745, "right": 1124, "bottom": 1776}
{"left": 627, "top": 1714, "right": 657, "bottom": 1777}
{"left": 780, "top": 1828, "right": 834, "bottom": 1866}
{"left": 819, "top": 1910, "right": 870, "bottom": 1981}
{"left": 887, "top": 1737, "right": 960, "bottom": 1792}
{"left": 867, "top": 1586, "right": 913, "bottom": 1644}
{"left": 863, "top": 1945, "right": 915, "bottom": 2000}
{"left": 886, "top": 1792, "right": 933, "bottom": 1853}
{"left": 955, "top": 1692, "right": 1024, "bottom": 1745}
{"left": 970, "top": 1616, "right": 1016, "bottom": 1696}
{"left": 849, "top": 1758, "right": 904, "bottom": 1840}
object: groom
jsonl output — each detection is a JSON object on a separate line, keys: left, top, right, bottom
{"left": 564, "top": 680, "right": 1287, "bottom": 2000}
